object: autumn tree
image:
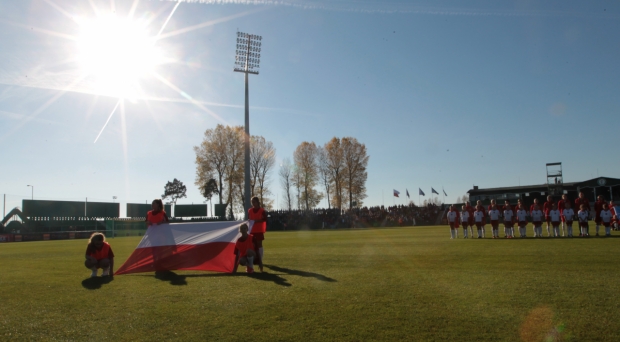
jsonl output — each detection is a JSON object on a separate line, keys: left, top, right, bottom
{"left": 250, "top": 135, "right": 276, "bottom": 208}
{"left": 279, "top": 158, "right": 293, "bottom": 210}
{"left": 324, "top": 137, "right": 345, "bottom": 209}
{"left": 293, "top": 141, "right": 323, "bottom": 210}
{"left": 317, "top": 146, "right": 332, "bottom": 209}
{"left": 341, "top": 137, "right": 369, "bottom": 209}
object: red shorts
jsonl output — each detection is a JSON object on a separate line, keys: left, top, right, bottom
{"left": 449, "top": 222, "right": 458, "bottom": 229}
{"left": 545, "top": 217, "right": 552, "bottom": 223}
{"left": 551, "top": 221, "right": 560, "bottom": 227}
{"left": 253, "top": 233, "right": 265, "bottom": 241}
{"left": 595, "top": 216, "right": 602, "bottom": 224}
{"left": 579, "top": 222, "right": 588, "bottom": 228}
{"left": 461, "top": 221, "right": 469, "bottom": 228}
{"left": 475, "top": 222, "right": 483, "bottom": 228}
{"left": 491, "top": 220, "right": 499, "bottom": 229}
{"left": 518, "top": 221, "right": 527, "bottom": 227}
{"left": 468, "top": 218, "right": 474, "bottom": 226}
{"left": 566, "top": 220, "right": 573, "bottom": 226}
{"left": 533, "top": 221, "right": 542, "bottom": 226}
{"left": 603, "top": 222, "right": 611, "bottom": 228}
{"left": 504, "top": 221, "right": 513, "bottom": 228}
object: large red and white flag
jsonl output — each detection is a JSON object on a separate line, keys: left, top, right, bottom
{"left": 115, "top": 221, "right": 247, "bottom": 275}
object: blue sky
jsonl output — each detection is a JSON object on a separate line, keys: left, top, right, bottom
{"left": 1, "top": 0, "right": 619, "bottom": 215}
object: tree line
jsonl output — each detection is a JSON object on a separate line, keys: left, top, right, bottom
{"left": 194, "top": 125, "right": 369, "bottom": 215}
{"left": 279, "top": 137, "right": 369, "bottom": 211}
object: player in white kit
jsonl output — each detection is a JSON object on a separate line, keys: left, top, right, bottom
{"left": 515, "top": 204, "right": 528, "bottom": 238}
{"left": 446, "top": 205, "right": 460, "bottom": 239}
{"left": 600, "top": 203, "right": 613, "bottom": 237}
{"left": 530, "top": 204, "right": 544, "bottom": 238}
{"left": 474, "top": 207, "right": 485, "bottom": 238}
{"left": 461, "top": 205, "right": 470, "bottom": 239}
{"left": 503, "top": 205, "right": 514, "bottom": 238}
{"left": 562, "top": 202, "right": 575, "bottom": 237}
{"left": 548, "top": 203, "right": 561, "bottom": 237}
{"left": 488, "top": 205, "right": 501, "bottom": 239}
{"left": 578, "top": 204, "right": 589, "bottom": 237}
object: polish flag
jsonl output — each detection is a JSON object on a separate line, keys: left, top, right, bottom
{"left": 115, "top": 221, "right": 247, "bottom": 275}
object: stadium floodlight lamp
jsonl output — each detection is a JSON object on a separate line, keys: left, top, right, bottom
{"left": 27, "top": 184, "right": 33, "bottom": 200}
{"left": 233, "top": 31, "right": 263, "bottom": 218}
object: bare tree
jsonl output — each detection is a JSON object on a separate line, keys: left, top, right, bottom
{"left": 293, "top": 142, "right": 323, "bottom": 210}
{"left": 250, "top": 136, "right": 276, "bottom": 206}
{"left": 317, "top": 146, "right": 332, "bottom": 209}
{"left": 279, "top": 158, "right": 293, "bottom": 210}
{"left": 342, "top": 137, "right": 369, "bottom": 209}
{"left": 324, "top": 137, "right": 345, "bottom": 209}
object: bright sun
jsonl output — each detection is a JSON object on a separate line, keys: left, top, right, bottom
{"left": 76, "top": 15, "right": 164, "bottom": 99}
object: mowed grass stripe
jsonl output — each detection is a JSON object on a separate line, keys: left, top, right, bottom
{"left": 1, "top": 224, "right": 618, "bottom": 341}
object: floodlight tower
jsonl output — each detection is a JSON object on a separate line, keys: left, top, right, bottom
{"left": 234, "top": 31, "right": 262, "bottom": 219}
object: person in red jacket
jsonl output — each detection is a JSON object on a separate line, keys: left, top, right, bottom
{"left": 85, "top": 232, "right": 114, "bottom": 278}
{"left": 248, "top": 197, "right": 267, "bottom": 269}
{"left": 593, "top": 195, "right": 606, "bottom": 236}
{"left": 146, "top": 199, "right": 169, "bottom": 226}
{"left": 543, "top": 195, "right": 555, "bottom": 237}
{"left": 574, "top": 192, "right": 590, "bottom": 236}
{"left": 233, "top": 223, "right": 262, "bottom": 274}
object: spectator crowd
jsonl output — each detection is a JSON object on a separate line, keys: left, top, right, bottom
{"left": 267, "top": 203, "right": 442, "bottom": 230}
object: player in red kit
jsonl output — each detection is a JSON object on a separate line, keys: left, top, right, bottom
{"left": 248, "top": 196, "right": 267, "bottom": 271}
{"left": 557, "top": 194, "right": 570, "bottom": 236}
{"left": 594, "top": 195, "right": 605, "bottom": 236}
{"left": 543, "top": 195, "right": 555, "bottom": 237}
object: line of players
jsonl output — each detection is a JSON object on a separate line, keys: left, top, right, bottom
{"left": 446, "top": 192, "right": 619, "bottom": 239}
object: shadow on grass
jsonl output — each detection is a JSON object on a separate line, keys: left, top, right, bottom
{"left": 154, "top": 271, "right": 187, "bottom": 286}
{"left": 187, "top": 271, "right": 292, "bottom": 287}
{"left": 81, "top": 276, "right": 114, "bottom": 290}
{"left": 263, "top": 264, "right": 337, "bottom": 283}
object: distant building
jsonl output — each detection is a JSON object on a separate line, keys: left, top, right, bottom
{"left": 468, "top": 177, "right": 620, "bottom": 208}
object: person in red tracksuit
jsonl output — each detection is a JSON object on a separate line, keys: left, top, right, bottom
{"left": 146, "top": 199, "right": 171, "bottom": 277}
{"left": 248, "top": 196, "right": 267, "bottom": 271}
{"left": 233, "top": 223, "right": 261, "bottom": 274}
{"left": 575, "top": 192, "right": 591, "bottom": 236}
{"left": 146, "top": 199, "right": 169, "bottom": 226}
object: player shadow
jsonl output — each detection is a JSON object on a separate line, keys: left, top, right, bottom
{"left": 154, "top": 271, "right": 188, "bottom": 286}
{"left": 187, "top": 271, "right": 292, "bottom": 287}
{"left": 81, "top": 276, "right": 114, "bottom": 290}
{"left": 263, "top": 264, "right": 337, "bottom": 283}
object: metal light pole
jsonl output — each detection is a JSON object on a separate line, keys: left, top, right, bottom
{"left": 234, "top": 31, "right": 262, "bottom": 219}
{"left": 27, "top": 185, "right": 33, "bottom": 200}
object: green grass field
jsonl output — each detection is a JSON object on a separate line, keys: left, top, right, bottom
{"left": 1, "top": 225, "right": 619, "bottom": 341}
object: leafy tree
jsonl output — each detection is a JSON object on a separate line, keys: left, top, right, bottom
{"left": 162, "top": 178, "right": 187, "bottom": 205}
{"left": 279, "top": 158, "right": 294, "bottom": 210}
{"left": 293, "top": 141, "right": 323, "bottom": 210}
{"left": 201, "top": 179, "right": 220, "bottom": 202}
{"left": 342, "top": 137, "right": 369, "bottom": 209}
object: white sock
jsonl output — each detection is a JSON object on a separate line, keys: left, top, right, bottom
{"left": 259, "top": 247, "right": 263, "bottom": 259}
{"left": 102, "top": 267, "right": 110, "bottom": 276}
{"left": 90, "top": 267, "right": 98, "bottom": 277}
{"left": 596, "top": 225, "right": 600, "bottom": 234}
{"left": 606, "top": 227, "right": 611, "bottom": 235}
{"left": 463, "top": 229, "right": 468, "bottom": 238}
{"left": 477, "top": 229, "right": 481, "bottom": 237}
{"left": 247, "top": 256, "right": 254, "bottom": 269}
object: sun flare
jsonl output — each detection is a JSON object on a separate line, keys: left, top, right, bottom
{"left": 76, "top": 15, "right": 164, "bottom": 99}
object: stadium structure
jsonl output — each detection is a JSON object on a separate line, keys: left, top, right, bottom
{"left": 468, "top": 163, "right": 620, "bottom": 209}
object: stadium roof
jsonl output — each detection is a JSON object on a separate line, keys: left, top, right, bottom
{"left": 468, "top": 177, "right": 620, "bottom": 194}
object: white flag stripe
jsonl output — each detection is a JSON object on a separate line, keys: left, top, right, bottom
{"left": 135, "top": 221, "right": 248, "bottom": 248}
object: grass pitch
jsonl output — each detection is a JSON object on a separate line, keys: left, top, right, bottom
{"left": 1, "top": 225, "right": 619, "bottom": 341}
